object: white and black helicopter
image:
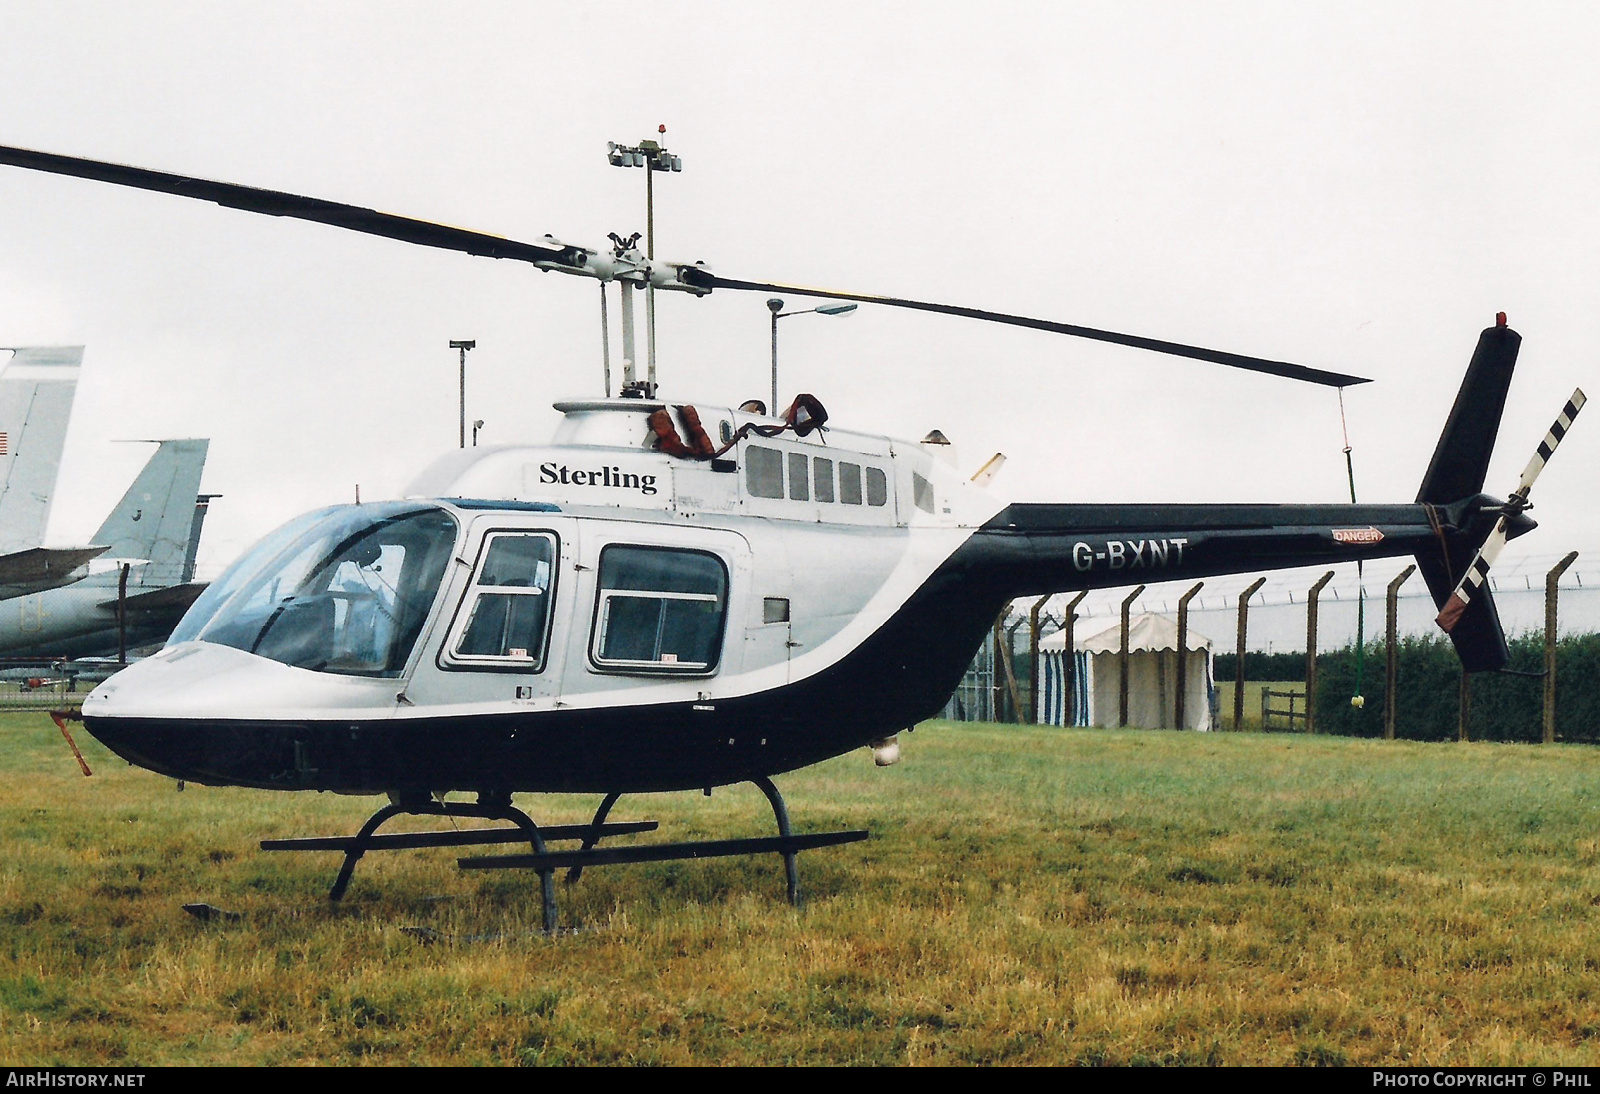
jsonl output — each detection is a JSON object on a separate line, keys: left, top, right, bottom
{"left": 0, "top": 141, "right": 1583, "bottom": 930}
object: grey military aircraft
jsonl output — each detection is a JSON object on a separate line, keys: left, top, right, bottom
{"left": 0, "top": 438, "right": 210, "bottom": 661}
{"left": 0, "top": 346, "right": 111, "bottom": 598}
{"left": 0, "top": 142, "right": 1582, "bottom": 930}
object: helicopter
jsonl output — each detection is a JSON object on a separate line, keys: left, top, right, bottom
{"left": 0, "top": 141, "right": 1582, "bottom": 931}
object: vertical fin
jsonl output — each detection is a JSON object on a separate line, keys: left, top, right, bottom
{"left": 1416, "top": 323, "right": 1520, "bottom": 504}
{"left": 180, "top": 494, "right": 220, "bottom": 584}
{"left": 92, "top": 439, "right": 210, "bottom": 589}
{"left": 0, "top": 347, "right": 82, "bottom": 554}
{"left": 1413, "top": 321, "right": 1522, "bottom": 672}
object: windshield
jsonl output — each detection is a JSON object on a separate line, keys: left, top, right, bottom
{"left": 169, "top": 503, "right": 459, "bottom": 677}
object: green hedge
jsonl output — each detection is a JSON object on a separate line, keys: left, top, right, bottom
{"left": 1307, "top": 634, "right": 1600, "bottom": 742}
{"left": 1213, "top": 651, "right": 1312, "bottom": 682}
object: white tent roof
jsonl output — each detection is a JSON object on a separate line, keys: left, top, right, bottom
{"left": 1039, "top": 611, "right": 1213, "bottom": 653}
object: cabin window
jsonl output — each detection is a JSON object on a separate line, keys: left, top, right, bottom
{"left": 838, "top": 462, "right": 863, "bottom": 505}
{"left": 813, "top": 457, "right": 835, "bottom": 503}
{"left": 591, "top": 545, "right": 727, "bottom": 673}
{"left": 787, "top": 451, "right": 810, "bottom": 501}
{"left": 448, "top": 532, "right": 558, "bottom": 669}
{"left": 746, "top": 446, "right": 784, "bottom": 498}
{"left": 866, "top": 467, "right": 889, "bottom": 507}
{"left": 912, "top": 472, "right": 935, "bottom": 513}
{"left": 763, "top": 597, "right": 790, "bottom": 623}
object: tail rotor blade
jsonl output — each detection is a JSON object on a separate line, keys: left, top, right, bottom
{"left": 1436, "top": 516, "right": 1509, "bottom": 633}
{"left": 1517, "top": 387, "right": 1586, "bottom": 495}
{"left": 1437, "top": 387, "right": 1586, "bottom": 634}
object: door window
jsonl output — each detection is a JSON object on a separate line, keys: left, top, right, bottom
{"left": 447, "top": 532, "right": 558, "bottom": 669}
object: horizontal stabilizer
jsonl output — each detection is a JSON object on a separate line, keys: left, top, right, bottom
{"left": 0, "top": 545, "right": 108, "bottom": 595}
{"left": 98, "top": 581, "right": 208, "bottom": 614}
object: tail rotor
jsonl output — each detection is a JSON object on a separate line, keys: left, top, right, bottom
{"left": 1436, "top": 388, "right": 1586, "bottom": 633}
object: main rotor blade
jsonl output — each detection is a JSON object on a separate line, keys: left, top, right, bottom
{"left": 690, "top": 272, "right": 1371, "bottom": 387}
{"left": 0, "top": 144, "right": 587, "bottom": 268}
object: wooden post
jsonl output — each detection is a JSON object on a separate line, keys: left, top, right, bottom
{"left": 1118, "top": 584, "right": 1147, "bottom": 728}
{"left": 999, "top": 616, "right": 1026, "bottom": 723}
{"left": 1544, "top": 551, "right": 1579, "bottom": 744}
{"left": 1234, "top": 576, "right": 1267, "bottom": 731}
{"left": 1064, "top": 590, "right": 1088, "bottom": 727}
{"left": 1175, "top": 582, "right": 1204, "bottom": 730}
{"left": 1027, "top": 595, "right": 1050, "bottom": 724}
{"left": 1458, "top": 669, "right": 1472, "bottom": 742}
{"left": 1384, "top": 564, "right": 1415, "bottom": 741}
{"left": 1304, "top": 571, "right": 1335, "bottom": 735}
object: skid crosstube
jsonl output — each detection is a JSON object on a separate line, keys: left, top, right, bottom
{"left": 459, "top": 830, "right": 869, "bottom": 872}
{"left": 260, "top": 820, "right": 658, "bottom": 854}
{"left": 257, "top": 777, "right": 864, "bottom": 930}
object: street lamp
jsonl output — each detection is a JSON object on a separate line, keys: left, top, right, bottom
{"left": 449, "top": 339, "right": 475, "bottom": 448}
{"left": 472, "top": 419, "right": 485, "bottom": 447}
{"left": 767, "top": 299, "right": 858, "bottom": 412}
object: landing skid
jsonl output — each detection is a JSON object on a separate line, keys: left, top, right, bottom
{"left": 259, "top": 777, "right": 867, "bottom": 930}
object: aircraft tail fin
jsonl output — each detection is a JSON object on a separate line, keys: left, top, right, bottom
{"left": 180, "top": 494, "right": 220, "bottom": 584}
{"left": 1415, "top": 320, "right": 1520, "bottom": 506}
{"left": 92, "top": 439, "right": 210, "bottom": 589}
{"left": 0, "top": 346, "right": 82, "bottom": 554}
{"left": 1412, "top": 319, "right": 1521, "bottom": 672}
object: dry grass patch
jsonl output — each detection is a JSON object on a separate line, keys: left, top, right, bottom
{"left": 2, "top": 714, "right": 1600, "bottom": 1063}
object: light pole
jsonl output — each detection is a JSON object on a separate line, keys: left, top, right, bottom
{"left": 607, "top": 128, "right": 683, "bottom": 396}
{"left": 449, "top": 340, "right": 475, "bottom": 448}
{"left": 767, "top": 299, "right": 858, "bottom": 413}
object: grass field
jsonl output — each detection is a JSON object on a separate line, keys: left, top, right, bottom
{"left": 4, "top": 713, "right": 1600, "bottom": 1066}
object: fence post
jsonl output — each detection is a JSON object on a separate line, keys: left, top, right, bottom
{"left": 1305, "top": 571, "right": 1335, "bottom": 734}
{"left": 1064, "top": 590, "right": 1088, "bottom": 727}
{"left": 988, "top": 615, "right": 1002, "bottom": 721}
{"left": 1384, "top": 565, "right": 1415, "bottom": 741}
{"left": 1175, "top": 582, "right": 1204, "bottom": 730}
{"left": 1545, "top": 551, "right": 1579, "bottom": 744}
{"left": 1458, "top": 670, "right": 1472, "bottom": 742}
{"left": 1119, "top": 584, "right": 1147, "bottom": 728}
{"left": 1001, "top": 616, "right": 1027, "bottom": 723}
{"left": 1234, "top": 576, "right": 1267, "bottom": 731}
{"left": 1027, "top": 595, "right": 1050, "bottom": 724}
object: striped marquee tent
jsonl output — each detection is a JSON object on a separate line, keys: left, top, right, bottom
{"left": 1036, "top": 612, "right": 1217, "bottom": 731}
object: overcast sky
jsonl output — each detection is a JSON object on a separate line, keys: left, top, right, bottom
{"left": 0, "top": 2, "right": 1595, "bottom": 603}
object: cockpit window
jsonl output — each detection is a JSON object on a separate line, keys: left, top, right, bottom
{"left": 169, "top": 504, "right": 458, "bottom": 677}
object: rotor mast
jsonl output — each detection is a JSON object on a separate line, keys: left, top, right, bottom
{"left": 606, "top": 128, "right": 683, "bottom": 397}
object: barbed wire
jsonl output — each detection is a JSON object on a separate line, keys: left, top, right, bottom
{"left": 1005, "top": 547, "right": 1597, "bottom": 627}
